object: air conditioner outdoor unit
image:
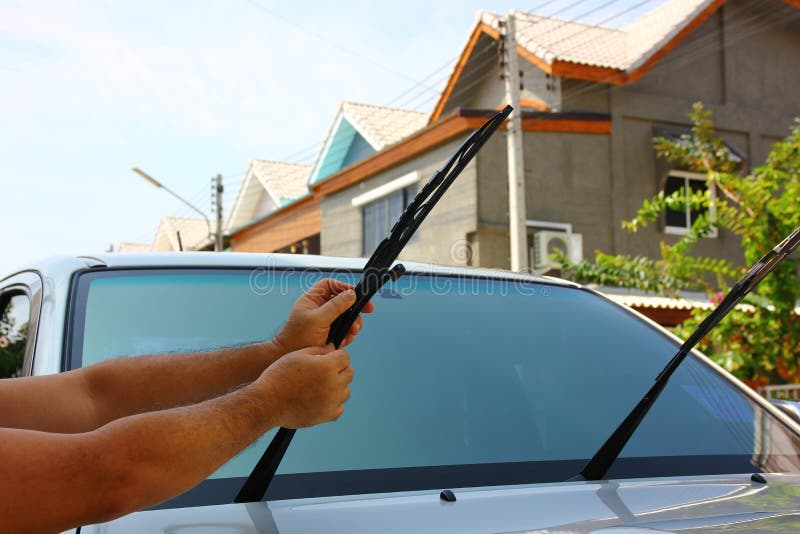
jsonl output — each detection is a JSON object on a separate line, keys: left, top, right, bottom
{"left": 531, "top": 230, "right": 583, "bottom": 272}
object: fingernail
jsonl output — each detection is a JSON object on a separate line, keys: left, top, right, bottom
{"left": 344, "top": 289, "right": 355, "bottom": 300}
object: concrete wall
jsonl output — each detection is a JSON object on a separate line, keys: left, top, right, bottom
{"left": 321, "top": 135, "right": 479, "bottom": 266}
{"left": 602, "top": 0, "right": 800, "bottom": 265}
{"left": 474, "top": 131, "right": 613, "bottom": 269}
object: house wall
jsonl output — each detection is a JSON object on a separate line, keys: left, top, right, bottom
{"left": 466, "top": 0, "right": 800, "bottom": 271}
{"left": 467, "top": 52, "right": 560, "bottom": 111}
{"left": 474, "top": 131, "right": 613, "bottom": 270}
{"left": 231, "top": 198, "right": 321, "bottom": 253}
{"left": 321, "top": 135, "right": 479, "bottom": 266}
{"left": 603, "top": 0, "right": 800, "bottom": 264}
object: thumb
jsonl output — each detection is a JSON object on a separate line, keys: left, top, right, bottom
{"left": 317, "top": 288, "right": 356, "bottom": 322}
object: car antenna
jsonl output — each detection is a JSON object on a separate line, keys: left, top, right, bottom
{"left": 176, "top": 230, "right": 183, "bottom": 252}
{"left": 570, "top": 225, "right": 800, "bottom": 482}
{"left": 234, "top": 105, "right": 514, "bottom": 504}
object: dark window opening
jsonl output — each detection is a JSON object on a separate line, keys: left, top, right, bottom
{"left": 362, "top": 184, "right": 417, "bottom": 255}
{"left": 0, "top": 293, "right": 30, "bottom": 379}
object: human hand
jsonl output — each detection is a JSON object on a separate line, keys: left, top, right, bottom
{"left": 256, "top": 345, "right": 354, "bottom": 428}
{"left": 273, "top": 278, "right": 375, "bottom": 354}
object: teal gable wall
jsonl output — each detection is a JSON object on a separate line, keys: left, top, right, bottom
{"left": 309, "top": 118, "right": 376, "bottom": 184}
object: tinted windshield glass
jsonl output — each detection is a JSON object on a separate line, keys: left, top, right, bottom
{"left": 69, "top": 268, "right": 800, "bottom": 507}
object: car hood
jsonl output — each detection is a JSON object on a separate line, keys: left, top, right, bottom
{"left": 82, "top": 473, "right": 800, "bottom": 533}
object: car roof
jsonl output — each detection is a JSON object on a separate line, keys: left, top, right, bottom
{"left": 8, "top": 252, "right": 579, "bottom": 288}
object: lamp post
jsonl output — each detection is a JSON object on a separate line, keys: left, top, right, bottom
{"left": 131, "top": 167, "right": 217, "bottom": 251}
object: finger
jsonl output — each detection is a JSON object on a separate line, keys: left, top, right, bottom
{"left": 316, "top": 278, "right": 352, "bottom": 299}
{"left": 317, "top": 288, "right": 356, "bottom": 322}
{"left": 304, "top": 344, "right": 336, "bottom": 356}
{"left": 347, "top": 318, "right": 362, "bottom": 338}
{"left": 305, "top": 279, "right": 337, "bottom": 305}
{"left": 340, "top": 365, "right": 355, "bottom": 383}
{"left": 340, "top": 386, "right": 351, "bottom": 403}
{"left": 327, "top": 349, "right": 350, "bottom": 372}
{"left": 361, "top": 300, "right": 375, "bottom": 313}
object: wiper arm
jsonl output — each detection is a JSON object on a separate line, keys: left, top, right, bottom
{"left": 572, "top": 225, "right": 800, "bottom": 482}
{"left": 235, "top": 105, "right": 513, "bottom": 503}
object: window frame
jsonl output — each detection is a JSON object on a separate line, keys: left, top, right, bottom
{"left": 663, "top": 170, "right": 718, "bottom": 238}
{"left": 360, "top": 181, "right": 419, "bottom": 255}
{"left": 0, "top": 271, "right": 43, "bottom": 377}
{"left": 60, "top": 266, "right": 800, "bottom": 507}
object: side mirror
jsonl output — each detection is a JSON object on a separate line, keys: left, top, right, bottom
{"left": 770, "top": 399, "right": 800, "bottom": 424}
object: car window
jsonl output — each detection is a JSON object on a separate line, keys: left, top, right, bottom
{"left": 0, "top": 293, "right": 30, "bottom": 379}
{"left": 68, "top": 269, "right": 800, "bottom": 507}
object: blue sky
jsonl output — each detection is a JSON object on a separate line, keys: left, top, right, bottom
{"left": 0, "top": 0, "right": 668, "bottom": 275}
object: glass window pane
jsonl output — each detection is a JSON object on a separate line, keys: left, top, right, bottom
{"left": 689, "top": 178, "right": 709, "bottom": 225}
{"left": 0, "top": 294, "right": 30, "bottom": 379}
{"left": 664, "top": 176, "right": 688, "bottom": 229}
{"left": 70, "top": 269, "right": 800, "bottom": 509}
{"left": 362, "top": 203, "right": 376, "bottom": 255}
{"left": 388, "top": 190, "right": 403, "bottom": 225}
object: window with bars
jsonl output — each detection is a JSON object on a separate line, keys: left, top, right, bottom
{"left": 362, "top": 185, "right": 417, "bottom": 255}
{"left": 664, "top": 171, "right": 717, "bottom": 237}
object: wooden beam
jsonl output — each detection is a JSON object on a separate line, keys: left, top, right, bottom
{"left": 515, "top": 46, "right": 553, "bottom": 75}
{"left": 522, "top": 118, "right": 611, "bottom": 134}
{"left": 312, "top": 114, "right": 485, "bottom": 197}
{"left": 625, "top": 0, "right": 726, "bottom": 84}
{"left": 551, "top": 60, "right": 626, "bottom": 85}
{"left": 518, "top": 98, "right": 551, "bottom": 111}
{"left": 430, "top": 23, "right": 499, "bottom": 123}
{"left": 231, "top": 196, "right": 320, "bottom": 248}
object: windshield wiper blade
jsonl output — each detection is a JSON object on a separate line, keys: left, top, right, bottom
{"left": 572, "top": 225, "right": 800, "bottom": 482}
{"left": 234, "top": 105, "right": 513, "bottom": 503}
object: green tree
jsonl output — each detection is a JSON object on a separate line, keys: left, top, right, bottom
{"left": 0, "top": 302, "right": 27, "bottom": 379}
{"left": 558, "top": 103, "right": 799, "bottom": 387}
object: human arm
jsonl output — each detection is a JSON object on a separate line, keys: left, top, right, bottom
{"left": 0, "top": 345, "right": 353, "bottom": 534}
{"left": 0, "top": 278, "right": 370, "bottom": 434}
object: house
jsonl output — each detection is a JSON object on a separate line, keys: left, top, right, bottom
{"left": 149, "top": 216, "right": 212, "bottom": 252}
{"left": 116, "top": 217, "right": 212, "bottom": 253}
{"left": 229, "top": 0, "right": 800, "bottom": 277}
{"left": 226, "top": 159, "right": 313, "bottom": 253}
{"left": 229, "top": 101, "right": 427, "bottom": 254}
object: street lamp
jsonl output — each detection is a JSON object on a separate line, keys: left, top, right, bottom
{"left": 131, "top": 167, "right": 216, "bottom": 251}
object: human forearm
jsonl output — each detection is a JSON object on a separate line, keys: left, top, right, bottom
{"left": 0, "top": 380, "right": 278, "bottom": 533}
{"left": 96, "top": 379, "right": 278, "bottom": 515}
{"left": 82, "top": 340, "right": 283, "bottom": 428}
{"left": 0, "top": 346, "right": 353, "bottom": 533}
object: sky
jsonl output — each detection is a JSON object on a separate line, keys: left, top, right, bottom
{"left": 0, "top": 0, "right": 669, "bottom": 275}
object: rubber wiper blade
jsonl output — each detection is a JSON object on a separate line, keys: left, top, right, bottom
{"left": 571, "top": 225, "right": 800, "bottom": 482}
{"left": 234, "top": 105, "right": 513, "bottom": 503}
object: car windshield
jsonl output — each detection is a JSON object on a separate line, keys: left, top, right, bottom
{"left": 68, "top": 268, "right": 800, "bottom": 509}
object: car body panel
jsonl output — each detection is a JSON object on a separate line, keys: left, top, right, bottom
{"left": 5, "top": 253, "right": 799, "bottom": 533}
{"left": 82, "top": 474, "right": 800, "bottom": 533}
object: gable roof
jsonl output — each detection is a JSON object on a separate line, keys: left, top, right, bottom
{"left": 117, "top": 242, "right": 152, "bottom": 252}
{"left": 432, "top": 0, "right": 740, "bottom": 121}
{"left": 226, "top": 159, "right": 311, "bottom": 233}
{"left": 308, "top": 101, "right": 428, "bottom": 185}
{"left": 153, "top": 216, "right": 211, "bottom": 252}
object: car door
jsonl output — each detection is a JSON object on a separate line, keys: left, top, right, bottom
{"left": 0, "top": 272, "right": 43, "bottom": 378}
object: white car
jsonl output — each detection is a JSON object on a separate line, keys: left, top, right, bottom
{"left": 4, "top": 252, "right": 800, "bottom": 533}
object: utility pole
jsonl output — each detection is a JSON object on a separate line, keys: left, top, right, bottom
{"left": 501, "top": 11, "right": 528, "bottom": 272}
{"left": 213, "top": 174, "right": 224, "bottom": 252}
